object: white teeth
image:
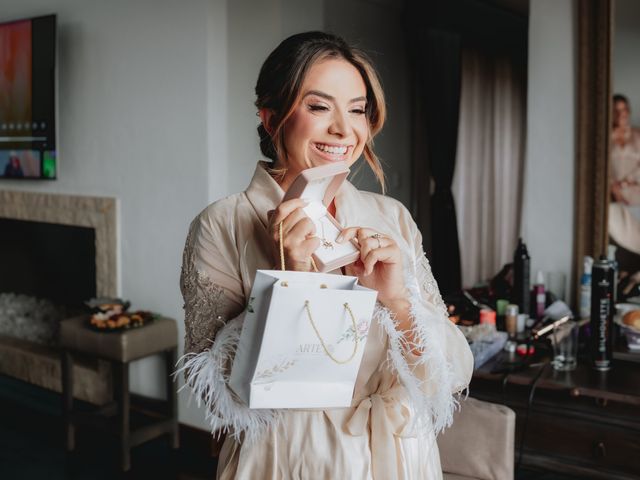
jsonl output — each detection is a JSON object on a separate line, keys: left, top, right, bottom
{"left": 316, "top": 143, "right": 347, "bottom": 155}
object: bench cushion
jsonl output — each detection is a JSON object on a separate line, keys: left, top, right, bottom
{"left": 60, "top": 316, "right": 177, "bottom": 362}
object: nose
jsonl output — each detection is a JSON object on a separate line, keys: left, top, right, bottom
{"left": 328, "top": 109, "right": 349, "bottom": 137}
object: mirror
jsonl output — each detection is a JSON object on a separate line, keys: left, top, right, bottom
{"left": 609, "top": 0, "right": 640, "bottom": 301}
{"left": 574, "top": 0, "right": 612, "bottom": 306}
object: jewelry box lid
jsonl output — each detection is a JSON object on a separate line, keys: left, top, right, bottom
{"left": 282, "top": 162, "right": 350, "bottom": 212}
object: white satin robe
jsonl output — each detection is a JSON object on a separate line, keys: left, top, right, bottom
{"left": 179, "top": 162, "right": 473, "bottom": 480}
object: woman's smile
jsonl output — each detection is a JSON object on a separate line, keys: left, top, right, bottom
{"left": 311, "top": 142, "right": 352, "bottom": 162}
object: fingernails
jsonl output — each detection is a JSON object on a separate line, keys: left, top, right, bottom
{"left": 336, "top": 234, "right": 343, "bottom": 243}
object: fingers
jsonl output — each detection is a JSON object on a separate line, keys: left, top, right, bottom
{"left": 357, "top": 231, "right": 390, "bottom": 262}
{"left": 282, "top": 235, "right": 320, "bottom": 271}
{"left": 268, "top": 199, "right": 310, "bottom": 245}
{"left": 268, "top": 200, "right": 318, "bottom": 271}
{"left": 338, "top": 227, "right": 390, "bottom": 258}
{"left": 269, "top": 198, "right": 309, "bottom": 226}
{"left": 337, "top": 226, "right": 377, "bottom": 243}
{"left": 280, "top": 208, "right": 310, "bottom": 237}
{"left": 338, "top": 226, "right": 398, "bottom": 275}
{"left": 362, "top": 246, "right": 396, "bottom": 276}
{"left": 288, "top": 217, "right": 316, "bottom": 243}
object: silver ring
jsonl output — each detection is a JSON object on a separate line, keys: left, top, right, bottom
{"left": 370, "top": 233, "right": 382, "bottom": 248}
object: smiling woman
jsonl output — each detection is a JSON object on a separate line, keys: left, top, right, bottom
{"left": 255, "top": 32, "right": 386, "bottom": 193}
{"left": 179, "top": 31, "right": 473, "bottom": 480}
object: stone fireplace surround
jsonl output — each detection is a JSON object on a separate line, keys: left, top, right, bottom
{"left": 0, "top": 190, "right": 118, "bottom": 404}
{"left": 0, "top": 190, "right": 117, "bottom": 297}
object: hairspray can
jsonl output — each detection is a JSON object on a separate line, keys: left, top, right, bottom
{"left": 590, "top": 256, "right": 613, "bottom": 371}
{"left": 512, "top": 238, "right": 530, "bottom": 316}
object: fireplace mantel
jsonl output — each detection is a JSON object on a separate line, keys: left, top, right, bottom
{"left": 0, "top": 191, "right": 117, "bottom": 297}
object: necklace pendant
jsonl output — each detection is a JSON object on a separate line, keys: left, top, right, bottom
{"left": 322, "top": 239, "right": 334, "bottom": 250}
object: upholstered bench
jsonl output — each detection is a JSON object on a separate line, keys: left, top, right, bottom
{"left": 438, "top": 397, "right": 516, "bottom": 480}
{"left": 60, "top": 315, "right": 179, "bottom": 471}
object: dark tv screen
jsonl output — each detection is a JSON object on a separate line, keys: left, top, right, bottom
{"left": 0, "top": 14, "right": 57, "bottom": 180}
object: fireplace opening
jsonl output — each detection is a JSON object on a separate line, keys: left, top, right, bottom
{"left": 0, "top": 218, "right": 97, "bottom": 309}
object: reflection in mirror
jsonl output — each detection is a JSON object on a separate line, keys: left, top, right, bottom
{"left": 610, "top": 0, "right": 640, "bottom": 302}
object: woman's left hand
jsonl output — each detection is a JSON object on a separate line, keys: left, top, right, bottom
{"left": 338, "top": 227, "right": 405, "bottom": 306}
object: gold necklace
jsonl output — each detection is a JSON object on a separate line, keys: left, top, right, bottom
{"left": 319, "top": 221, "right": 334, "bottom": 250}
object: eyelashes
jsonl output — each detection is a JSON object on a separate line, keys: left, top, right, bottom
{"left": 307, "top": 104, "right": 366, "bottom": 115}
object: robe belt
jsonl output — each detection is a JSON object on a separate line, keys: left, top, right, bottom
{"left": 326, "top": 386, "right": 412, "bottom": 480}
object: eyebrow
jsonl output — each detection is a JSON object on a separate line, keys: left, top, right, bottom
{"left": 304, "top": 90, "right": 367, "bottom": 104}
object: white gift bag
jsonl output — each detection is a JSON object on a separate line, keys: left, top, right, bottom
{"left": 229, "top": 269, "right": 377, "bottom": 409}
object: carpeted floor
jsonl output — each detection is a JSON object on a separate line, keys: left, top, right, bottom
{"left": 0, "top": 375, "right": 216, "bottom": 480}
{"left": 0, "top": 375, "right": 580, "bottom": 480}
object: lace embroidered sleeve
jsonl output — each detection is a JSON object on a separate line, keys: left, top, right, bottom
{"left": 408, "top": 221, "right": 474, "bottom": 396}
{"left": 415, "top": 252, "right": 448, "bottom": 319}
{"left": 177, "top": 213, "right": 278, "bottom": 440}
{"left": 180, "top": 226, "right": 229, "bottom": 357}
{"left": 180, "top": 214, "right": 245, "bottom": 358}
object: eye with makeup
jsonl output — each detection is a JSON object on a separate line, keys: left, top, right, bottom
{"left": 308, "top": 104, "right": 329, "bottom": 112}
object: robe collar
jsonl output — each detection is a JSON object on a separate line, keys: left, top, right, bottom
{"left": 244, "top": 161, "right": 362, "bottom": 230}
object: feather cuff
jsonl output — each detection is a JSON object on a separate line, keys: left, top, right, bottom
{"left": 375, "top": 254, "right": 462, "bottom": 436}
{"left": 175, "top": 316, "right": 278, "bottom": 443}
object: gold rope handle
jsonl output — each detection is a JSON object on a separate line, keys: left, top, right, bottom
{"left": 278, "top": 221, "right": 318, "bottom": 272}
{"left": 304, "top": 300, "right": 358, "bottom": 364}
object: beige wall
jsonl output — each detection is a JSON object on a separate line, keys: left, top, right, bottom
{"left": 521, "top": 0, "right": 576, "bottom": 298}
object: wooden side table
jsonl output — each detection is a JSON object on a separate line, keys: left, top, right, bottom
{"left": 60, "top": 315, "right": 179, "bottom": 471}
{"left": 471, "top": 352, "right": 640, "bottom": 479}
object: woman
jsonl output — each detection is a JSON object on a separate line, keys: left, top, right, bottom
{"left": 611, "top": 94, "right": 640, "bottom": 207}
{"left": 610, "top": 94, "right": 640, "bottom": 300}
{"left": 179, "top": 32, "right": 473, "bottom": 479}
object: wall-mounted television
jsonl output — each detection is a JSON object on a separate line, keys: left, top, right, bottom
{"left": 0, "top": 14, "right": 57, "bottom": 180}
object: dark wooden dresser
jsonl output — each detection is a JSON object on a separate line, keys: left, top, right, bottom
{"left": 470, "top": 350, "right": 640, "bottom": 479}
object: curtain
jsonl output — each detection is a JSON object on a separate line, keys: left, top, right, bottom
{"left": 417, "top": 29, "right": 463, "bottom": 296}
{"left": 452, "top": 47, "right": 526, "bottom": 288}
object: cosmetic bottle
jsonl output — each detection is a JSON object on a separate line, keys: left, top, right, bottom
{"left": 590, "top": 255, "right": 614, "bottom": 371}
{"left": 579, "top": 256, "right": 593, "bottom": 319}
{"left": 533, "top": 271, "right": 546, "bottom": 320}
{"left": 512, "top": 238, "right": 531, "bottom": 316}
{"left": 505, "top": 304, "right": 519, "bottom": 338}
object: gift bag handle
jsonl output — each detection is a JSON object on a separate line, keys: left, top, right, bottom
{"left": 279, "top": 221, "right": 357, "bottom": 364}
{"left": 304, "top": 300, "right": 359, "bottom": 364}
{"left": 279, "top": 221, "right": 318, "bottom": 272}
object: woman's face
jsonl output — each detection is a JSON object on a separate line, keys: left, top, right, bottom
{"left": 281, "top": 58, "right": 368, "bottom": 177}
{"left": 613, "top": 99, "right": 630, "bottom": 128}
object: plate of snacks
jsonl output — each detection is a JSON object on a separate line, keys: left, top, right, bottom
{"left": 85, "top": 298, "right": 156, "bottom": 332}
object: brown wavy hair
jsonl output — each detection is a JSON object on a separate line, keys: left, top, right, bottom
{"left": 255, "top": 31, "right": 387, "bottom": 191}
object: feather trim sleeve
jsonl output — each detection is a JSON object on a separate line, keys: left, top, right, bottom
{"left": 176, "top": 215, "right": 277, "bottom": 442}
{"left": 376, "top": 210, "right": 473, "bottom": 436}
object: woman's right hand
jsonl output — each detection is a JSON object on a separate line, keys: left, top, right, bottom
{"left": 611, "top": 180, "right": 629, "bottom": 205}
{"left": 268, "top": 198, "right": 320, "bottom": 271}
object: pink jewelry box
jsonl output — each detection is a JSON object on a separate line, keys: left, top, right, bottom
{"left": 281, "top": 162, "right": 360, "bottom": 272}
